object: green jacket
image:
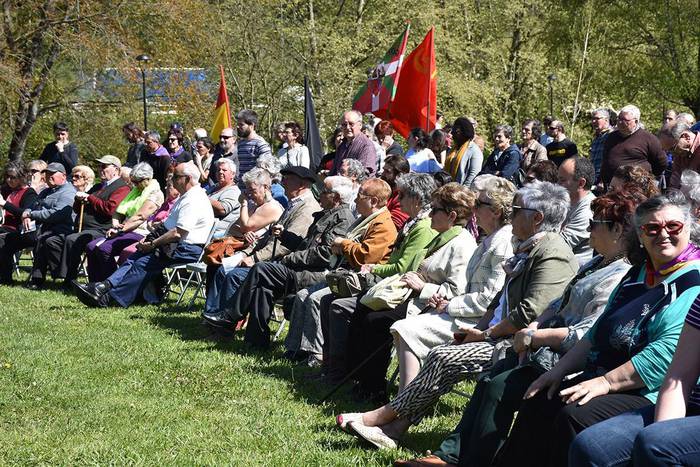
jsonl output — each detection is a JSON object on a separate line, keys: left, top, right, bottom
{"left": 372, "top": 217, "right": 437, "bottom": 278}
{"left": 498, "top": 231, "right": 579, "bottom": 329}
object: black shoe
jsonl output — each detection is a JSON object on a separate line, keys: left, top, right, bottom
{"left": 282, "top": 349, "right": 310, "bottom": 363}
{"left": 25, "top": 279, "right": 44, "bottom": 291}
{"left": 201, "top": 311, "right": 237, "bottom": 329}
{"left": 72, "top": 280, "right": 112, "bottom": 308}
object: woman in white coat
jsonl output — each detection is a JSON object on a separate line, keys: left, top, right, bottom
{"left": 390, "top": 176, "right": 517, "bottom": 390}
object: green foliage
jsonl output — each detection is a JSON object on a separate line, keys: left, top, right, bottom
{"left": 1, "top": 0, "right": 698, "bottom": 165}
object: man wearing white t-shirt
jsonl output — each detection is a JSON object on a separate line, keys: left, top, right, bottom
{"left": 73, "top": 163, "right": 215, "bottom": 307}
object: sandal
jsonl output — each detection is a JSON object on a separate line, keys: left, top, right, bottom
{"left": 335, "top": 412, "right": 363, "bottom": 432}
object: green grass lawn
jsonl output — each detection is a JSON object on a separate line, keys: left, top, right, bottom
{"left": 0, "top": 278, "right": 473, "bottom": 466}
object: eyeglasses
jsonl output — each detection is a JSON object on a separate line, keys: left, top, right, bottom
{"left": 548, "top": 126, "right": 558, "bottom": 131}
{"left": 71, "top": 174, "right": 85, "bottom": 180}
{"left": 356, "top": 191, "right": 373, "bottom": 200}
{"left": 168, "top": 138, "right": 179, "bottom": 142}
{"left": 639, "top": 220, "right": 685, "bottom": 237}
{"left": 220, "top": 135, "right": 233, "bottom": 140}
{"left": 476, "top": 199, "right": 492, "bottom": 208}
{"left": 30, "top": 169, "right": 41, "bottom": 174}
{"left": 172, "top": 173, "right": 188, "bottom": 180}
{"left": 340, "top": 121, "right": 360, "bottom": 128}
{"left": 5, "top": 174, "right": 17, "bottom": 180}
{"left": 587, "top": 218, "right": 613, "bottom": 232}
{"left": 524, "top": 175, "right": 537, "bottom": 183}
{"left": 512, "top": 204, "right": 540, "bottom": 215}
{"left": 99, "top": 164, "right": 112, "bottom": 170}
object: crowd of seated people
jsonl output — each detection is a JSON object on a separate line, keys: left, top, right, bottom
{"left": 5, "top": 103, "right": 700, "bottom": 466}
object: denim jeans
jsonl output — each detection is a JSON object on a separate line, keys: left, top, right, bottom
{"left": 570, "top": 405, "right": 700, "bottom": 466}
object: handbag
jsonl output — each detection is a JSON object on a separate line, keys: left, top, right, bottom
{"left": 203, "top": 237, "right": 245, "bottom": 266}
{"left": 326, "top": 268, "right": 366, "bottom": 298}
{"left": 360, "top": 273, "right": 413, "bottom": 311}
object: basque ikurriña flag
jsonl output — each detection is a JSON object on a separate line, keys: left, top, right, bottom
{"left": 352, "top": 25, "right": 410, "bottom": 119}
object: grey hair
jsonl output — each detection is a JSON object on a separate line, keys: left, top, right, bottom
{"left": 215, "top": 157, "right": 237, "bottom": 174}
{"left": 130, "top": 162, "right": 153, "bottom": 181}
{"left": 677, "top": 112, "right": 696, "bottom": 126}
{"left": 671, "top": 121, "right": 691, "bottom": 140}
{"left": 242, "top": 167, "right": 271, "bottom": 187}
{"left": 592, "top": 108, "right": 610, "bottom": 120}
{"left": 341, "top": 158, "right": 367, "bottom": 183}
{"left": 619, "top": 104, "right": 641, "bottom": 121}
{"left": 493, "top": 124, "right": 514, "bottom": 140}
{"left": 180, "top": 162, "right": 201, "bottom": 183}
{"left": 517, "top": 181, "right": 570, "bottom": 233}
{"left": 325, "top": 175, "right": 355, "bottom": 205}
{"left": 681, "top": 170, "right": 700, "bottom": 211}
{"left": 145, "top": 130, "right": 161, "bottom": 142}
{"left": 344, "top": 109, "right": 363, "bottom": 122}
{"left": 395, "top": 173, "right": 437, "bottom": 208}
{"left": 256, "top": 154, "right": 282, "bottom": 183}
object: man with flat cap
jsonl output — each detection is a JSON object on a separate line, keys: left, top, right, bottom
{"left": 203, "top": 175, "right": 357, "bottom": 349}
{"left": 202, "top": 165, "right": 321, "bottom": 338}
{"left": 0, "top": 162, "right": 75, "bottom": 284}
{"left": 28, "top": 155, "right": 130, "bottom": 290}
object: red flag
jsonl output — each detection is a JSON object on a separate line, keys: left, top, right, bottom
{"left": 211, "top": 65, "right": 232, "bottom": 141}
{"left": 388, "top": 27, "right": 437, "bottom": 138}
{"left": 352, "top": 25, "right": 410, "bottom": 118}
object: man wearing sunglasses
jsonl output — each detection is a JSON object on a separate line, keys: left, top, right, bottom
{"left": 545, "top": 120, "right": 578, "bottom": 167}
{"left": 208, "top": 127, "right": 240, "bottom": 186}
{"left": 667, "top": 121, "right": 700, "bottom": 189}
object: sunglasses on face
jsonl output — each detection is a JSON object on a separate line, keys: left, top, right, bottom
{"left": 512, "top": 204, "right": 540, "bottom": 215}
{"left": 640, "top": 220, "right": 685, "bottom": 237}
{"left": 587, "top": 218, "right": 613, "bottom": 232}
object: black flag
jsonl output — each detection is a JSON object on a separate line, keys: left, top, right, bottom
{"left": 304, "top": 76, "right": 323, "bottom": 172}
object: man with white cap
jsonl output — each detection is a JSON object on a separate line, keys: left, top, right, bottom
{"left": 27, "top": 155, "right": 130, "bottom": 290}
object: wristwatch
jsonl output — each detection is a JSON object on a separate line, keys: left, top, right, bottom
{"left": 483, "top": 328, "right": 492, "bottom": 341}
{"left": 523, "top": 329, "right": 536, "bottom": 349}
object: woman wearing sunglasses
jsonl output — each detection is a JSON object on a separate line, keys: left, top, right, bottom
{"left": 0, "top": 162, "right": 39, "bottom": 284}
{"left": 495, "top": 191, "right": 700, "bottom": 467}
{"left": 337, "top": 181, "right": 579, "bottom": 450}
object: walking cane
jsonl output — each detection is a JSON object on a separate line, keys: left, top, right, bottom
{"left": 319, "top": 304, "right": 432, "bottom": 403}
{"left": 78, "top": 202, "right": 85, "bottom": 233}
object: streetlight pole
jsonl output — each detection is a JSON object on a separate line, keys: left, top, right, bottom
{"left": 136, "top": 54, "right": 151, "bottom": 131}
{"left": 547, "top": 74, "right": 557, "bottom": 117}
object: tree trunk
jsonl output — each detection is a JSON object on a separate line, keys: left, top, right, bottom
{"left": 8, "top": 93, "right": 39, "bottom": 162}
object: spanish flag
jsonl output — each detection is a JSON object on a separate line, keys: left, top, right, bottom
{"left": 211, "top": 65, "right": 232, "bottom": 141}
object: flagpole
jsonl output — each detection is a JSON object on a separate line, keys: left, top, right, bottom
{"left": 426, "top": 27, "right": 433, "bottom": 132}
{"left": 386, "top": 23, "right": 410, "bottom": 120}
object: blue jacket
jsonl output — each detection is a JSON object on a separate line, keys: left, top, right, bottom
{"left": 480, "top": 143, "right": 521, "bottom": 181}
{"left": 28, "top": 182, "right": 76, "bottom": 235}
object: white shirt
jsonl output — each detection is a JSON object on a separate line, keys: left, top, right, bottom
{"left": 277, "top": 144, "right": 311, "bottom": 168}
{"left": 164, "top": 185, "right": 215, "bottom": 244}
